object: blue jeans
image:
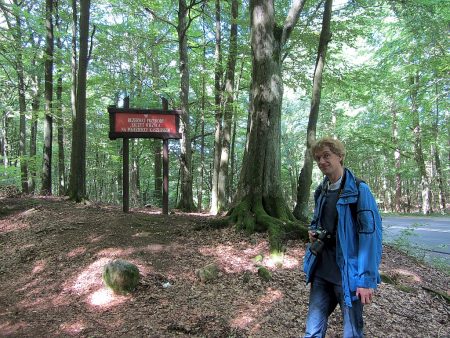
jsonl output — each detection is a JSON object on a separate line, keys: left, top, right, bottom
{"left": 304, "top": 276, "right": 364, "bottom": 338}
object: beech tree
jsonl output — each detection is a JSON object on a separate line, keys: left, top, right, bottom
{"left": 228, "top": 0, "right": 309, "bottom": 252}
{"left": 217, "top": 0, "right": 238, "bottom": 212}
{"left": 68, "top": 0, "right": 91, "bottom": 202}
{"left": 173, "top": 0, "right": 196, "bottom": 210}
{"left": 210, "top": 0, "right": 223, "bottom": 215}
{"left": 0, "top": 0, "right": 28, "bottom": 193}
{"left": 41, "top": 0, "right": 54, "bottom": 195}
{"left": 0, "top": 0, "right": 446, "bottom": 216}
{"left": 293, "top": 0, "right": 333, "bottom": 222}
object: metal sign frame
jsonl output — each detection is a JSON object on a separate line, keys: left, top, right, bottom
{"left": 108, "top": 100, "right": 181, "bottom": 215}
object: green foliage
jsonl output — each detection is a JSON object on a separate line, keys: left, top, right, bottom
{"left": 257, "top": 266, "right": 272, "bottom": 282}
{"left": 0, "top": 0, "right": 446, "bottom": 218}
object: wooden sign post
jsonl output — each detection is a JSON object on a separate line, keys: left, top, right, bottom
{"left": 108, "top": 98, "right": 182, "bottom": 214}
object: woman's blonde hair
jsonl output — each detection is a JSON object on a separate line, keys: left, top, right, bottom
{"left": 311, "top": 137, "right": 346, "bottom": 165}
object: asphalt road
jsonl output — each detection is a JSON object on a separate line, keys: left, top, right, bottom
{"left": 382, "top": 216, "right": 450, "bottom": 266}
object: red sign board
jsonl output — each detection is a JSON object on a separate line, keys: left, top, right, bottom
{"left": 109, "top": 107, "right": 182, "bottom": 140}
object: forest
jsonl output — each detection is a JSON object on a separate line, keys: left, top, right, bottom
{"left": 0, "top": 1, "right": 449, "bottom": 337}
{"left": 0, "top": 0, "right": 448, "bottom": 218}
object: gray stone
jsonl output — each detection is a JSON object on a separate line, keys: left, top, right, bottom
{"left": 102, "top": 259, "right": 140, "bottom": 294}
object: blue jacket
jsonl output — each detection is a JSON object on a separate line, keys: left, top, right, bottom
{"left": 303, "top": 168, "right": 383, "bottom": 307}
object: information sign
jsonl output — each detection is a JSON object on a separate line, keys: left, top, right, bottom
{"left": 108, "top": 108, "right": 182, "bottom": 140}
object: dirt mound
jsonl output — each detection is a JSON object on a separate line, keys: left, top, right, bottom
{"left": 0, "top": 196, "right": 448, "bottom": 337}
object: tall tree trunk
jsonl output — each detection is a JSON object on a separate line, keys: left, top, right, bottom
{"left": 55, "top": 3, "right": 65, "bottom": 195}
{"left": 29, "top": 73, "right": 41, "bottom": 194}
{"left": 69, "top": 0, "right": 91, "bottom": 202}
{"left": 229, "top": 59, "right": 245, "bottom": 199}
{"left": 409, "top": 74, "right": 431, "bottom": 215}
{"left": 41, "top": 0, "right": 54, "bottom": 195}
{"left": 154, "top": 139, "right": 162, "bottom": 206}
{"left": 176, "top": 0, "right": 195, "bottom": 211}
{"left": 432, "top": 79, "right": 446, "bottom": 212}
{"left": 11, "top": 0, "right": 28, "bottom": 193}
{"left": 0, "top": 111, "right": 9, "bottom": 168}
{"left": 293, "top": 0, "right": 333, "bottom": 222}
{"left": 130, "top": 140, "right": 140, "bottom": 207}
{"left": 229, "top": 0, "right": 308, "bottom": 252}
{"left": 198, "top": 83, "right": 205, "bottom": 211}
{"left": 198, "top": 18, "right": 207, "bottom": 211}
{"left": 218, "top": 0, "right": 239, "bottom": 212}
{"left": 69, "top": 0, "right": 78, "bottom": 197}
{"left": 71, "top": 0, "right": 77, "bottom": 122}
{"left": 392, "top": 103, "right": 402, "bottom": 212}
{"left": 56, "top": 68, "right": 65, "bottom": 195}
{"left": 150, "top": 45, "right": 162, "bottom": 206}
{"left": 1, "top": 1, "right": 29, "bottom": 192}
{"left": 210, "top": 0, "right": 223, "bottom": 214}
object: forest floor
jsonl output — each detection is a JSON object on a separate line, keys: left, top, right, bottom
{"left": 0, "top": 195, "right": 448, "bottom": 338}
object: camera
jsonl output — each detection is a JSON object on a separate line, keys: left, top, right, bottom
{"left": 309, "top": 228, "right": 331, "bottom": 256}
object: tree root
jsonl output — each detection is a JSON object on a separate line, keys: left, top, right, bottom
{"left": 228, "top": 195, "right": 308, "bottom": 253}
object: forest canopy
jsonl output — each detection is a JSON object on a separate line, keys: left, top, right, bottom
{"left": 0, "top": 0, "right": 448, "bottom": 216}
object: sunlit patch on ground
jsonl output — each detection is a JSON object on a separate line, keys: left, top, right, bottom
{"left": 0, "top": 218, "right": 30, "bottom": 233}
{"left": 0, "top": 321, "right": 29, "bottom": 336}
{"left": 393, "top": 268, "right": 422, "bottom": 282}
{"left": 88, "top": 234, "right": 107, "bottom": 243}
{"left": 199, "top": 242, "right": 304, "bottom": 273}
{"left": 31, "top": 259, "right": 47, "bottom": 275}
{"left": 69, "top": 258, "right": 110, "bottom": 294}
{"left": 62, "top": 255, "right": 148, "bottom": 309}
{"left": 59, "top": 320, "right": 86, "bottom": 335}
{"left": 200, "top": 244, "right": 256, "bottom": 273}
{"left": 96, "top": 247, "right": 136, "bottom": 258}
{"left": 231, "top": 314, "right": 254, "bottom": 329}
{"left": 141, "top": 242, "right": 183, "bottom": 254}
{"left": 133, "top": 231, "right": 152, "bottom": 237}
{"left": 231, "top": 287, "right": 284, "bottom": 331}
{"left": 89, "top": 287, "right": 129, "bottom": 307}
{"left": 67, "top": 246, "right": 87, "bottom": 258}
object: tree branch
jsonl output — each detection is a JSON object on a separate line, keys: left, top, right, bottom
{"left": 187, "top": 0, "right": 205, "bottom": 11}
{"left": 87, "top": 24, "right": 96, "bottom": 62}
{"left": 281, "top": 0, "right": 308, "bottom": 47}
{"left": 144, "top": 7, "right": 177, "bottom": 30}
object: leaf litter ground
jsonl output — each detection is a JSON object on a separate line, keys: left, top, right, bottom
{"left": 0, "top": 196, "right": 448, "bottom": 337}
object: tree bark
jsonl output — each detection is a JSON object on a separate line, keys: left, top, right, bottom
{"left": 56, "top": 3, "right": 65, "bottom": 196}
{"left": 69, "top": 0, "right": 91, "bottom": 202}
{"left": 176, "top": 0, "right": 195, "bottom": 211}
{"left": 210, "top": 0, "right": 223, "bottom": 215}
{"left": 293, "top": 0, "right": 333, "bottom": 222}
{"left": 198, "top": 17, "right": 208, "bottom": 211}
{"left": 0, "top": 1, "right": 29, "bottom": 192}
{"left": 71, "top": 0, "right": 77, "bottom": 125}
{"left": 229, "top": 0, "right": 308, "bottom": 252}
{"left": 0, "top": 111, "right": 9, "bottom": 168}
{"left": 12, "top": 0, "right": 28, "bottom": 193}
{"left": 29, "top": 74, "right": 40, "bottom": 194}
{"left": 218, "top": 0, "right": 238, "bottom": 212}
{"left": 41, "top": 0, "right": 54, "bottom": 195}
{"left": 229, "top": 59, "right": 245, "bottom": 198}
{"left": 392, "top": 103, "right": 402, "bottom": 212}
{"left": 432, "top": 79, "right": 446, "bottom": 212}
{"left": 130, "top": 140, "right": 140, "bottom": 207}
{"left": 154, "top": 139, "right": 162, "bottom": 206}
{"left": 409, "top": 74, "right": 431, "bottom": 215}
